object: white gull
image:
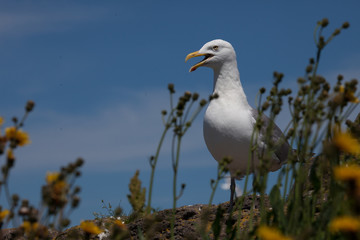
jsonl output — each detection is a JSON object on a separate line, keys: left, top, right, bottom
{"left": 185, "top": 39, "right": 290, "bottom": 208}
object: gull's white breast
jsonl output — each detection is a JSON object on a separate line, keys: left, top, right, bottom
{"left": 203, "top": 94, "right": 259, "bottom": 178}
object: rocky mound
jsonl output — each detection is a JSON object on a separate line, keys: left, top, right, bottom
{"left": 2, "top": 195, "right": 267, "bottom": 239}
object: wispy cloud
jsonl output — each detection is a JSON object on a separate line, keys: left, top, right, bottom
{"left": 15, "top": 88, "right": 208, "bottom": 172}
{"left": 0, "top": 4, "right": 109, "bottom": 38}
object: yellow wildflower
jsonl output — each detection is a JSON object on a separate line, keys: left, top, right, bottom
{"left": 4, "top": 127, "right": 16, "bottom": 139}
{"left": 334, "top": 164, "right": 360, "bottom": 197}
{"left": 339, "top": 85, "right": 344, "bottom": 92}
{"left": 22, "top": 221, "right": 39, "bottom": 234}
{"left": 5, "top": 127, "right": 31, "bottom": 146}
{"left": 339, "top": 85, "right": 360, "bottom": 103}
{"left": 46, "top": 171, "right": 68, "bottom": 198}
{"left": 333, "top": 131, "right": 360, "bottom": 155}
{"left": 257, "top": 225, "right": 292, "bottom": 240}
{"left": 329, "top": 216, "right": 360, "bottom": 233}
{"left": 46, "top": 172, "right": 60, "bottom": 184}
{"left": 46, "top": 172, "right": 68, "bottom": 199}
{"left": 0, "top": 209, "right": 10, "bottom": 222}
{"left": 114, "top": 219, "right": 126, "bottom": 229}
{"left": 0, "top": 117, "right": 4, "bottom": 126}
{"left": 7, "top": 149, "right": 15, "bottom": 161}
{"left": 334, "top": 164, "right": 360, "bottom": 183}
{"left": 80, "top": 221, "right": 103, "bottom": 235}
{"left": 53, "top": 180, "right": 68, "bottom": 194}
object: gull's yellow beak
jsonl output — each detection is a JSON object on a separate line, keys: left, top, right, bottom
{"left": 185, "top": 51, "right": 208, "bottom": 72}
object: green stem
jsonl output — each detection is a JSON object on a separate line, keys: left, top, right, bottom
{"left": 147, "top": 91, "right": 175, "bottom": 214}
{"left": 182, "top": 101, "right": 194, "bottom": 126}
{"left": 234, "top": 120, "right": 259, "bottom": 239}
{"left": 146, "top": 125, "right": 170, "bottom": 214}
{"left": 313, "top": 23, "right": 321, "bottom": 46}
{"left": 248, "top": 190, "right": 257, "bottom": 230}
{"left": 208, "top": 182, "right": 218, "bottom": 207}
{"left": 171, "top": 134, "right": 182, "bottom": 240}
{"left": 183, "top": 105, "right": 206, "bottom": 135}
{"left": 208, "top": 164, "right": 225, "bottom": 206}
{"left": 282, "top": 127, "right": 297, "bottom": 199}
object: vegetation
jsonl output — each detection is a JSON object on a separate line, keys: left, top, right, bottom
{"left": 126, "top": 18, "right": 360, "bottom": 240}
{"left": 0, "top": 101, "right": 84, "bottom": 239}
{"left": 0, "top": 18, "right": 359, "bottom": 240}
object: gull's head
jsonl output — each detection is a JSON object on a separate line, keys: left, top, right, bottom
{"left": 185, "top": 39, "right": 236, "bottom": 72}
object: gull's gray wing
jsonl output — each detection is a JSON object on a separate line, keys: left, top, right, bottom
{"left": 250, "top": 108, "right": 290, "bottom": 166}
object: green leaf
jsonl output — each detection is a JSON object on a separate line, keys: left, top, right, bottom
{"left": 212, "top": 206, "right": 225, "bottom": 240}
{"left": 269, "top": 185, "right": 285, "bottom": 226}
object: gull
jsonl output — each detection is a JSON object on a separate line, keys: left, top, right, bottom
{"left": 185, "top": 39, "right": 290, "bottom": 209}
{"left": 221, "top": 176, "right": 242, "bottom": 197}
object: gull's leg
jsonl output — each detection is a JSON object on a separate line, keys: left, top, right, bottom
{"left": 229, "top": 177, "right": 235, "bottom": 212}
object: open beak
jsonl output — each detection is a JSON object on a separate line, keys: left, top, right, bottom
{"left": 185, "top": 51, "right": 213, "bottom": 72}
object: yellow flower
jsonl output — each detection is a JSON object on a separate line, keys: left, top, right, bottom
{"left": 257, "top": 225, "right": 292, "bottom": 240}
{"left": 53, "top": 180, "right": 68, "bottom": 194}
{"left": 80, "top": 221, "right": 103, "bottom": 235}
{"left": 22, "top": 221, "right": 39, "bottom": 234}
{"left": 7, "top": 149, "right": 15, "bottom": 161}
{"left": 46, "top": 172, "right": 60, "bottom": 184}
{"left": 0, "top": 209, "right": 10, "bottom": 222}
{"left": 339, "top": 85, "right": 360, "bottom": 103}
{"left": 329, "top": 216, "right": 360, "bottom": 233}
{"left": 5, "top": 127, "right": 31, "bottom": 146}
{"left": 0, "top": 117, "right": 4, "bottom": 126}
{"left": 46, "top": 172, "right": 68, "bottom": 198}
{"left": 334, "top": 164, "right": 360, "bottom": 182}
{"left": 333, "top": 131, "right": 360, "bottom": 155}
{"left": 334, "top": 164, "right": 360, "bottom": 197}
{"left": 114, "top": 219, "right": 126, "bottom": 229}
{"left": 4, "top": 127, "right": 16, "bottom": 138}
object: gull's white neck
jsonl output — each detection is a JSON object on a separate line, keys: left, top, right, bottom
{"left": 212, "top": 61, "right": 249, "bottom": 108}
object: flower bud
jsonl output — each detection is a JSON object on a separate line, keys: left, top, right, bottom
{"left": 306, "top": 65, "right": 313, "bottom": 73}
{"left": 321, "top": 18, "right": 329, "bottom": 27}
{"left": 18, "top": 206, "right": 30, "bottom": 216}
{"left": 176, "top": 110, "right": 183, "bottom": 117}
{"left": 200, "top": 99, "right": 207, "bottom": 106}
{"left": 75, "top": 158, "right": 84, "bottom": 167}
{"left": 12, "top": 194, "right": 19, "bottom": 205}
{"left": 209, "top": 93, "right": 219, "bottom": 100}
{"left": 184, "top": 91, "right": 192, "bottom": 101}
{"left": 262, "top": 102, "right": 270, "bottom": 111}
{"left": 72, "top": 196, "right": 80, "bottom": 208}
{"left": 61, "top": 218, "right": 71, "bottom": 228}
{"left": 25, "top": 100, "right": 35, "bottom": 112}
{"left": 337, "top": 74, "right": 343, "bottom": 81}
{"left": 74, "top": 186, "right": 81, "bottom": 194}
{"left": 288, "top": 96, "right": 293, "bottom": 104}
{"left": 342, "top": 22, "right": 350, "bottom": 29}
{"left": 167, "top": 83, "right": 175, "bottom": 94}
{"left": 297, "top": 77, "right": 306, "bottom": 84}
{"left": 192, "top": 92, "right": 199, "bottom": 101}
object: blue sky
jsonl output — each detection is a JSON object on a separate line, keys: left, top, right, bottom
{"left": 1, "top": 1, "right": 360, "bottom": 226}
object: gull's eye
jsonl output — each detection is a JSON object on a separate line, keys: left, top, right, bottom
{"left": 212, "top": 45, "right": 219, "bottom": 51}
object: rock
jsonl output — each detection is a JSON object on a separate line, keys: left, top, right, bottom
{"left": 2, "top": 195, "right": 269, "bottom": 240}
